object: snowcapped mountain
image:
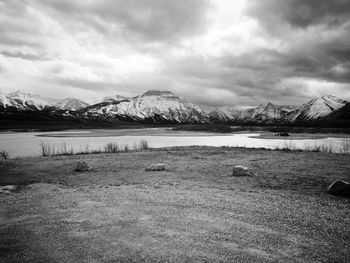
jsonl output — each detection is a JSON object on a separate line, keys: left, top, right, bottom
{"left": 54, "top": 98, "right": 89, "bottom": 111}
{"left": 84, "top": 90, "right": 209, "bottom": 124}
{"left": 245, "top": 103, "right": 297, "bottom": 123}
{"left": 293, "top": 95, "right": 348, "bottom": 122}
{"left": 0, "top": 90, "right": 53, "bottom": 111}
{"left": 0, "top": 89, "right": 349, "bottom": 126}
{"left": 0, "top": 90, "right": 9, "bottom": 107}
{"left": 326, "top": 102, "right": 350, "bottom": 121}
{"left": 209, "top": 103, "right": 296, "bottom": 124}
{"left": 209, "top": 106, "right": 253, "bottom": 122}
{"left": 255, "top": 103, "right": 296, "bottom": 121}
{"left": 0, "top": 90, "right": 89, "bottom": 112}
{"left": 209, "top": 96, "right": 347, "bottom": 124}
{"left": 102, "top": 95, "right": 129, "bottom": 103}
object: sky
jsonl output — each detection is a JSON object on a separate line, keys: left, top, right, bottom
{"left": 0, "top": 0, "right": 350, "bottom": 106}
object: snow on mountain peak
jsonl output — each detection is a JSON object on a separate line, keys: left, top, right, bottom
{"left": 294, "top": 95, "right": 347, "bottom": 122}
{"left": 1, "top": 89, "right": 349, "bottom": 125}
{"left": 55, "top": 98, "right": 89, "bottom": 111}
{"left": 5, "top": 90, "right": 53, "bottom": 110}
{"left": 85, "top": 90, "right": 208, "bottom": 123}
{"left": 8, "top": 90, "right": 32, "bottom": 98}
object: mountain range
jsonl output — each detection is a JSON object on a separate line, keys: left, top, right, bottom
{"left": 0, "top": 89, "right": 349, "bottom": 126}
{"left": 0, "top": 90, "right": 89, "bottom": 111}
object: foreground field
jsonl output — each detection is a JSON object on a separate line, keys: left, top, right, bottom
{"left": 1, "top": 147, "right": 349, "bottom": 262}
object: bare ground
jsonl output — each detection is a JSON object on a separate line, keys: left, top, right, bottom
{"left": 0, "top": 147, "right": 349, "bottom": 262}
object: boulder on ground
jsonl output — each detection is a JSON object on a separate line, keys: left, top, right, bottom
{"left": 75, "top": 161, "right": 91, "bottom": 172}
{"left": 231, "top": 165, "right": 255, "bottom": 177}
{"left": 327, "top": 180, "right": 350, "bottom": 197}
{"left": 145, "top": 164, "right": 165, "bottom": 171}
{"left": 0, "top": 185, "right": 17, "bottom": 194}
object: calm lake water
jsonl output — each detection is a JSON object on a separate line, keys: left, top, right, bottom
{"left": 0, "top": 128, "right": 349, "bottom": 157}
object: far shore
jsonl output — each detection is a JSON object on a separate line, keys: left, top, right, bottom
{"left": 35, "top": 128, "right": 350, "bottom": 140}
{"left": 251, "top": 132, "right": 350, "bottom": 140}
{"left": 35, "top": 128, "right": 234, "bottom": 138}
{"left": 1, "top": 122, "right": 350, "bottom": 135}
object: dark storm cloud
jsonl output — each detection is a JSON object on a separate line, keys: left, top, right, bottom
{"left": 1, "top": 0, "right": 350, "bottom": 105}
{"left": 154, "top": 0, "right": 350, "bottom": 105}
{"left": 164, "top": 40, "right": 350, "bottom": 106}
{"left": 245, "top": 0, "right": 350, "bottom": 87}
{"left": 248, "top": 0, "right": 350, "bottom": 28}
{"left": 33, "top": 0, "right": 211, "bottom": 42}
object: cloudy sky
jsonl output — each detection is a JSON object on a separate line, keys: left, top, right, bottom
{"left": 1, "top": 0, "right": 350, "bottom": 106}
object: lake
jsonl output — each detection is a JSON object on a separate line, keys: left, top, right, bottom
{"left": 0, "top": 128, "right": 349, "bottom": 157}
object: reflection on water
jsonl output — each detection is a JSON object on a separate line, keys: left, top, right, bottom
{"left": 0, "top": 129, "right": 349, "bottom": 157}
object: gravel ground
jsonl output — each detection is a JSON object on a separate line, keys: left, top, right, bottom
{"left": 1, "top": 147, "right": 349, "bottom": 262}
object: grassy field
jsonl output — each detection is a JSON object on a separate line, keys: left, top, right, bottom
{"left": 1, "top": 147, "right": 350, "bottom": 262}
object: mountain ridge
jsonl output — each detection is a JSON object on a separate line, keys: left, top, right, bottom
{"left": 54, "top": 98, "right": 89, "bottom": 111}
{"left": 83, "top": 90, "right": 208, "bottom": 124}
{"left": 0, "top": 89, "right": 349, "bottom": 125}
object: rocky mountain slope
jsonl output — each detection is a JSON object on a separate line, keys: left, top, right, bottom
{"left": 83, "top": 90, "right": 209, "bottom": 124}
{"left": 292, "top": 95, "right": 347, "bottom": 123}
{"left": 209, "top": 103, "right": 296, "bottom": 124}
{"left": 0, "top": 90, "right": 90, "bottom": 111}
{"left": 0, "top": 90, "right": 54, "bottom": 111}
{"left": 209, "top": 95, "right": 347, "bottom": 124}
{"left": 0, "top": 89, "right": 349, "bottom": 126}
{"left": 54, "top": 98, "right": 89, "bottom": 111}
{"left": 325, "top": 102, "right": 350, "bottom": 123}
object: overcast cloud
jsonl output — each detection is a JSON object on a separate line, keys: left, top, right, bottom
{"left": 0, "top": 0, "right": 349, "bottom": 106}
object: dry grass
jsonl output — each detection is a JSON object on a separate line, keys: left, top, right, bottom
{"left": 40, "top": 140, "right": 149, "bottom": 156}
{"left": 270, "top": 139, "right": 350, "bottom": 154}
{"left": 0, "top": 147, "right": 349, "bottom": 262}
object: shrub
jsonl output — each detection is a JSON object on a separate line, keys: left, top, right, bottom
{"left": 280, "top": 140, "right": 295, "bottom": 151}
{"left": 139, "top": 140, "right": 149, "bottom": 150}
{"left": 123, "top": 144, "right": 130, "bottom": 152}
{"left": 60, "top": 142, "right": 74, "bottom": 155}
{"left": 340, "top": 138, "right": 350, "bottom": 155}
{"left": 0, "top": 150, "right": 9, "bottom": 160}
{"left": 39, "top": 140, "right": 149, "bottom": 157}
{"left": 104, "top": 143, "right": 119, "bottom": 153}
{"left": 40, "top": 142, "right": 53, "bottom": 156}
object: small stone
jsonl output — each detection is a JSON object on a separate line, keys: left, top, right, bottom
{"left": 231, "top": 165, "right": 255, "bottom": 177}
{"left": 145, "top": 164, "right": 165, "bottom": 171}
{"left": 0, "top": 185, "right": 17, "bottom": 194}
{"left": 75, "top": 162, "right": 91, "bottom": 172}
{"left": 327, "top": 180, "right": 350, "bottom": 197}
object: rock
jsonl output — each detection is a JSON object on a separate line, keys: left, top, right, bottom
{"left": 75, "top": 162, "right": 91, "bottom": 172}
{"left": 0, "top": 185, "right": 17, "bottom": 194}
{"left": 145, "top": 164, "right": 165, "bottom": 171}
{"left": 327, "top": 180, "right": 350, "bottom": 197}
{"left": 231, "top": 165, "right": 255, "bottom": 177}
{"left": 275, "top": 131, "right": 290, "bottom": 137}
